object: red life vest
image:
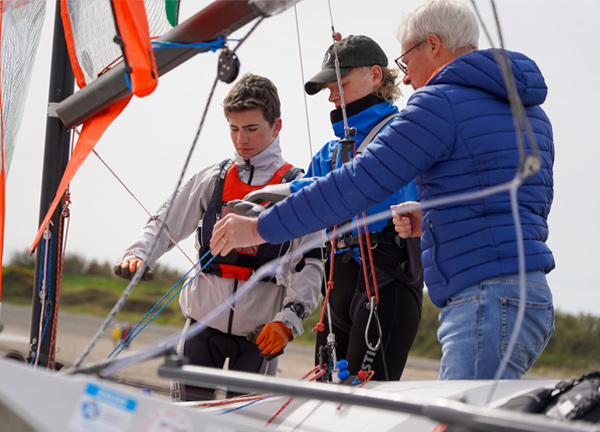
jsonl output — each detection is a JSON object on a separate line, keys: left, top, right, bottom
{"left": 199, "top": 159, "right": 301, "bottom": 281}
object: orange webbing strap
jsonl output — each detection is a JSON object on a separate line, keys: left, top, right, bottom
{"left": 355, "top": 212, "right": 379, "bottom": 304}
{"left": 112, "top": 0, "right": 158, "bottom": 97}
{"left": 60, "top": 0, "right": 87, "bottom": 88}
{"left": 29, "top": 96, "right": 132, "bottom": 253}
{"left": 314, "top": 227, "right": 337, "bottom": 333}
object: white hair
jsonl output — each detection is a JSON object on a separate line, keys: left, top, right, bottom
{"left": 397, "top": 0, "right": 479, "bottom": 54}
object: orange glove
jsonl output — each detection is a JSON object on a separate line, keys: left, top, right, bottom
{"left": 247, "top": 322, "right": 292, "bottom": 361}
{"left": 113, "top": 259, "right": 154, "bottom": 281}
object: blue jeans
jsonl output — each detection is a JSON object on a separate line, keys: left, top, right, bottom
{"left": 437, "top": 271, "right": 554, "bottom": 380}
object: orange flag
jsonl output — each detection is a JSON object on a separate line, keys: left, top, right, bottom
{"left": 29, "top": 96, "right": 131, "bottom": 253}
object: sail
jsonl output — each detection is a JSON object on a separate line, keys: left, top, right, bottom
{"left": 61, "top": 0, "right": 174, "bottom": 89}
{"left": 0, "top": 0, "right": 47, "bottom": 311}
{"left": 30, "top": 0, "right": 175, "bottom": 252}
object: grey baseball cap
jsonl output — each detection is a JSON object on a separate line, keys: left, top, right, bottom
{"left": 304, "top": 35, "right": 388, "bottom": 95}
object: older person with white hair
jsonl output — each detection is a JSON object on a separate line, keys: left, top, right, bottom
{"left": 212, "top": 0, "right": 555, "bottom": 380}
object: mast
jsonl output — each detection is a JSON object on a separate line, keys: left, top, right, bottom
{"left": 28, "top": 0, "right": 74, "bottom": 367}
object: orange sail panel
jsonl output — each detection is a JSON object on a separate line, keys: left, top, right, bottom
{"left": 29, "top": 97, "right": 132, "bottom": 253}
{"left": 60, "top": 0, "right": 87, "bottom": 89}
{"left": 0, "top": 0, "right": 4, "bottom": 310}
{"left": 112, "top": 0, "right": 158, "bottom": 97}
{"left": 0, "top": 84, "right": 4, "bottom": 313}
{"left": 0, "top": 0, "right": 47, "bottom": 312}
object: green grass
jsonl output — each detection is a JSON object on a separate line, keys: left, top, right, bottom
{"left": 2, "top": 266, "right": 186, "bottom": 327}
{"left": 4, "top": 265, "right": 600, "bottom": 377}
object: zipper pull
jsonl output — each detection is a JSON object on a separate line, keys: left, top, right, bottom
{"left": 244, "top": 159, "right": 251, "bottom": 171}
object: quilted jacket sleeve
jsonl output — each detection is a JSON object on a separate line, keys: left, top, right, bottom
{"left": 257, "top": 88, "right": 456, "bottom": 244}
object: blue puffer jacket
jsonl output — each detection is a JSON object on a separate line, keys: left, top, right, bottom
{"left": 291, "top": 95, "right": 418, "bottom": 263}
{"left": 258, "top": 49, "right": 555, "bottom": 307}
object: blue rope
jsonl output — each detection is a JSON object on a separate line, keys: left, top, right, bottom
{"left": 30, "top": 235, "right": 53, "bottom": 366}
{"left": 218, "top": 394, "right": 274, "bottom": 415}
{"left": 124, "top": 72, "right": 132, "bottom": 92}
{"left": 107, "top": 250, "right": 217, "bottom": 359}
{"left": 123, "top": 37, "right": 229, "bottom": 93}
{"left": 151, "top": 36, "right": 231, "bottom": 52}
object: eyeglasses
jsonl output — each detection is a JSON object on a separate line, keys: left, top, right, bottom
{"left": 394, "top": 40, "right": 426, "bottom": 75}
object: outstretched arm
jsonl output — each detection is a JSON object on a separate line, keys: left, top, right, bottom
{"left": 210, "top": 213, "right": 265, "bottom": 255}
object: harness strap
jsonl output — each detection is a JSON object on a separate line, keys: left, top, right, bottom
{"left": 198, "top": 247, "right": 272, "bottom": 270}
{"left": 201, "top": 159, "right": 303, "bottom": 279}
{"left": 327, "top": 229, "right": 403, "bottom": 253}
{"left": 356, "top": 113, "right": 396, "bottom": 154}
{"left": 215, "top": 159, "right": 235, "bottom": 221}
{"left": 330, "top": 113, "right": 397, "bottom": 171}
{"left": 294, "top": 247, "right": 325, "bottom": 272}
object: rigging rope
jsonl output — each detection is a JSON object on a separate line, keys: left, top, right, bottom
{"left": 326, "top": 0, "right": 351, "bottom": 139}
{"left": 63, "top": 3, "right": 541, "bottom": 408}
{"left": 32, "top": 229, "right": 52, "bottom": 368}
{"left": 91, "top": 147, "right": 255, "bottom": 335}
{"left": 98, "top": 177, "right": 520, "bottom": 378}
{"left": 265, "top": 366, "right": 327, "bottom": 426}
{"left": 293, "top": 5, "right": 317, "bottom": 178}
{"left": 48, "top": 191, "right": 71, "bottom": 370}
{"left": 73, "top": 17, "right": 266, "bottom": 368}
{"left": 292, "top": 3, "right": 338, "bottom": 382}
{"left": 469, "top": 0, "right": 540, "bottom": 174}
{"left": 307, "top": 15, "right": 386, "bottom": 377}
{"left": 469, "top": 0, "right": 542, "bottom": 404}
{"left": 108, "top": 250, "right": 217, "bottom": 358}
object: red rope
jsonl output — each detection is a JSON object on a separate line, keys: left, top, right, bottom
{"left": 313, "top": 227, "right": 337, "bottom": 333}
{"left": 354, "top": 216, "right": 372, "bottom": 302}
{"left": 266, "top": 366, "right": 327, "bottom": 426}
{"left": 49, "top": 132, "right": 75, "bottom": 369}
{"left": 336, "top": 370, "right": 375, "bottom": 410}
{"left": 190, "top": 393, "right": 267, "bottom": 408}
{"left": 189, "top": 365, "right": 325, "bottom": 412}
{"left": 361, "top": 212, "right": 379, "bottom": 304}
{"left": 48, "top": 191, "right": 71, "bottom": 370}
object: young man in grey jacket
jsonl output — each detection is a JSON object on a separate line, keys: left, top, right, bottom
{"left": 115, "top": 74, "right": 324, "bottom": 400}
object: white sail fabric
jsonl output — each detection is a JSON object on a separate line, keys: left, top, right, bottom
{"left": 1, "top": 0, "right": 46, "bottom": 173}
{"left": 63, "top": 0, "right": 174, "bottom": 88}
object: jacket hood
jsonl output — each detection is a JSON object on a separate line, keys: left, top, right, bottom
{"left": 429, "top": 49, "right": 548, "bottom": 106}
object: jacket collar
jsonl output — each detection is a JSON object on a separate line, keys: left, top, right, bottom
{"left": 232, "top": 136, "right": 284, "bottom": 172}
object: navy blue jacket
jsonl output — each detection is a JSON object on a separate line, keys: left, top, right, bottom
{"left": 258, "top": 49, "right": 555, "bottom": 307}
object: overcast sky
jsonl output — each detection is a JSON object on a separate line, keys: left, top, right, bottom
{"left": 4, "top": 0, "right": 599, "bottom": 316}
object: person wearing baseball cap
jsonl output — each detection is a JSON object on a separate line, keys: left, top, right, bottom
{"left": 241, "top": 35, "right": 421, "bottom": 382}
{"left": 304, "top": 34, "right": 389, "bottom": 95}
{"left": 294, "top": 35, "right": 424, "bottom": 382}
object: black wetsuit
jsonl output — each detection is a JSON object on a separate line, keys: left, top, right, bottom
{"left": 315, "top": 238, "right": 423, "bottom": 381}
{"left": 183, "top": 324, "right": 276, "bottom": 400}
